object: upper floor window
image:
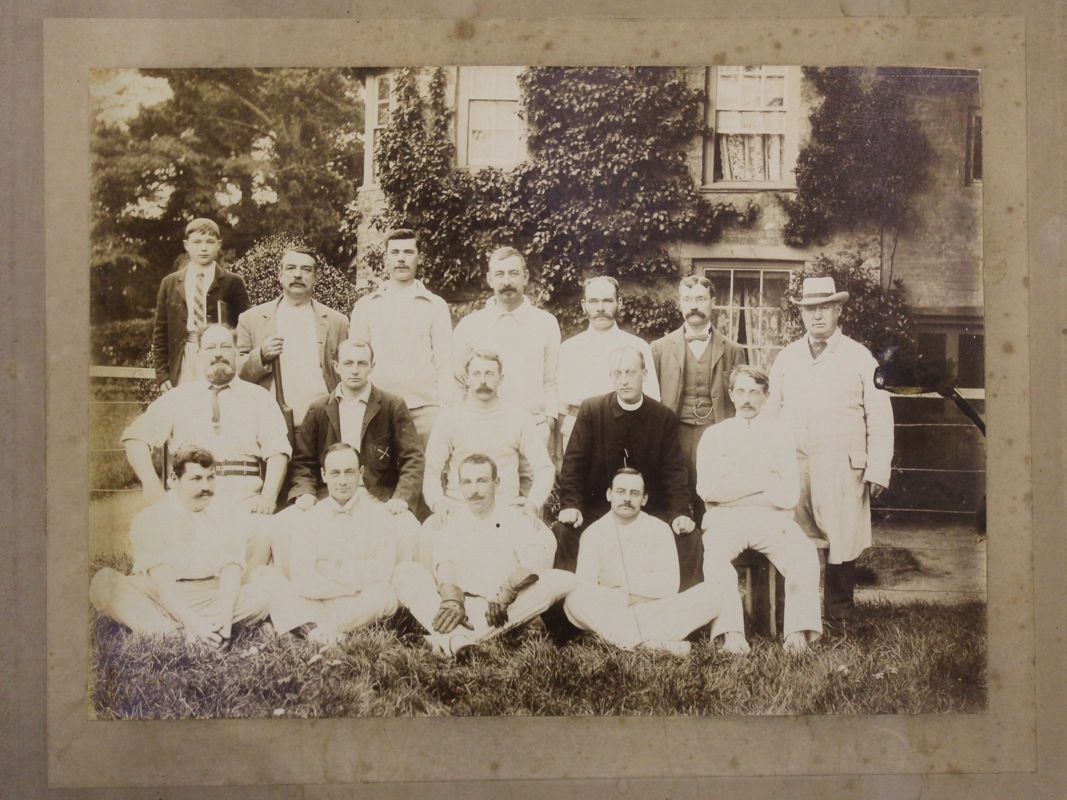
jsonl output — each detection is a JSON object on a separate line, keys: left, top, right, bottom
{"left": 369, "top": 74, "right": 393, "bottom": 184}
{"left": 703, "top": 66, "right": 800, "bottom": 188}
{"left": 457, "top": 66, "right": 525, "bottom": 169}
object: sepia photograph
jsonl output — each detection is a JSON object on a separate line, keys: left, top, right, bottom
{"left": 87, "top": 63, "right": 987, "bottom": 720}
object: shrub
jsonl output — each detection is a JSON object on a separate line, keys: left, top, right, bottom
{"left": 91, "top": 317, "right": 154, "bottom": 367}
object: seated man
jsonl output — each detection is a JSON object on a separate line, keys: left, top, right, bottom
{"left": 563, "top": 468, "right": 720, "bottom": 655}
{"left": 266, "top": 444, "right": 399, "bottom": 647}
{"left": 696, "top": 364, "right": 823, "bottom": 654}
{"left": 394, "top": 454, "right": 576, "bottom": 658}
{"left": 89, "top": 445, "right": 272, "bottom": 645}
{"left": 285, "top": 338, "right": 423, "bottom": 564}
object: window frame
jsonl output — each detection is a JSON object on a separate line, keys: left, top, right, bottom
{"left": 455, "top": 66, "right": 526, "bottom": 170}
{"left": 364, "top": 74, "right": 394, "bottom": 187}
{"left": 965, "top": 105, "right": 983, "bottom": 186}
{"left": 701, "top": 66, "right": 802, "bottom": 191}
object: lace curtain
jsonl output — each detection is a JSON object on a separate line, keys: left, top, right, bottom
{"left": 718, "top": 132, "right": 783, "bottom": 182}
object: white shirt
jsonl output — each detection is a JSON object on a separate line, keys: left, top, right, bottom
{"left": 452, "top": 296, "right": 561, "bottom": 417}
{"left": 575, "top": 511, "right": 679, "bottom": 601}
{"left": 557, "top": 323, "right": 660, "bottom": 414}
{"left": 183, "top": 263, "right": 217, "bottom": 332}
{"left": 695, "top": 413, "right": 800, "bottom": 511}
{"left": 683, "top": 323, "right": 712, "bottom": 359}
{"left": 432, "top": 505, "right": 555, "bottom": 598}
{"left": 130, "top": 493, "right": 249, "bottom": 579}
{"left": 335, "top": 382, "right": 371, "bottom": 449}
{"left": 275, "top": 300, "right": 328, "bottom": 425}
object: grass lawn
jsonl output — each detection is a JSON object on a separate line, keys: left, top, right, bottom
{"left": 90, "top": 599, "right": 986, "bottom": 718}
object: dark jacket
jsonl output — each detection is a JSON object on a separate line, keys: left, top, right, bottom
{"left": 650, "top": 326, "right": 747, "bottom": 422}
{"left": 151, "top": 264, "right": 250, "bottom": 385}
{"left": 559, "top": 392, "right": 691, "bottom": 524}
{"left": 289, "top": 385, "right": 425, "bottom": 509}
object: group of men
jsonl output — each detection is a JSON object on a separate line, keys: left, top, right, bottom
{"left": 90, "top": 217, "right": 894, "bottom": 659}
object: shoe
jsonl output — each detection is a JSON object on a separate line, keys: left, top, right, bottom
{"left": 720, "top": 631, "right": 751, "bottom": 655}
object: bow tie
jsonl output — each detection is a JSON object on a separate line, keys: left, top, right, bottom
{"left": 685, "top": 333, "right": 709, "bottom": 343}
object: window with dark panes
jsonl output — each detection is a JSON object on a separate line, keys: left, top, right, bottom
{"left": 966, "top": 107, "right": 982, "bottom": 185}
{"left": 698, "top": 263, "right": 794, "bottom": 372}
{"left": 958, "top": 334, "right": 985, "bottom": 388}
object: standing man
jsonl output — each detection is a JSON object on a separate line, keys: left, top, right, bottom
{"left": 123, "top": 323, "right": 292, "bottom": 524}
{"left": 766, "top": 276, "right": 894, "bottom": 624}
{"left": 236, "top": 246, "right": 349, "bottom": 430}
{"left": 349, "top": 229, "right": 454, "bottom": 446}
{"left": 90, "top": 445, "right": 273, "bottom": 644}
{"left": 651, "top": 275, "right": 747, "bottom": 528}
{"left": 697, "top": 365, "right": 823, "bottom": 654}
{"left": 152, "top": 218, "right": 250, "bottom": 390}
{"left": 557, "top": 276, "right": 660, "bottom": 453}
{"left": 555, "top": 347, "right": 697, "bottom": 588}
{"left": 394, "top": 454, "right": 576, "bottom": 658}
{"left": 563, "top": 468, "right": 721, "bottom": 655}
{"left": 284, "top": 338, "right": 423, "bottom": 563}
{"left": 452, "top": 247, "right": 561, "bottom": 446}
{"left": 266, "top": 444, "right": 400, "bottom": 647}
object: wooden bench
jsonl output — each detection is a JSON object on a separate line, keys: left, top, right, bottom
{"left": 731, "top": 538, "right": 830, "bottom": 638}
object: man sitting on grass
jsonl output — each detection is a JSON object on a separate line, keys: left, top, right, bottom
{"left": 266, "top": 443, "right": 399, "bottom": 647}
{"left": 697, "top": 364, "right": 823, "bottom": 654}
{"left": 89, "top": 445, "right": 273, "bottom": 646}
{"left": 394, "top": 454, "right": 576, "bottom": 658}
{"left": 563, "top": 468, "right": 721, "bottom": 656}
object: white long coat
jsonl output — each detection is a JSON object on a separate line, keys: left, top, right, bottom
{"left": 765, "top": 329, "right": 894, "bottom": 563}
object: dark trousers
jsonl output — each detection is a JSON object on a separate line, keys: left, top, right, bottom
{"left": 677, "top": 419, "right": 713, "bottom": 529}
{"left": 824, "top": 560, "right": 857, "bottom": 620}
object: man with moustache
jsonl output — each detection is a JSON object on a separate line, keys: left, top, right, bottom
{"left": 282, "top": 338, "right": 423, "bottom": 566}
{"left": 563, "top": 468, "right": 721, "bottom": 655}
{"left": 90, "top": 445, "right": 273, "bottom": 644}
{"left": 651, "top": 275, "right": 747, "bottom": 528}
{"left": 697, "top": 365, "right": 823, "bottom": 654}
{"left": 236, "top": 245, "right": 349, "bottom": 432}
{"left": 765, "top": 277, "right": 894, "bottom": 624}
{"left": 349, "top": 229, "right": 453, "bottom": 446}
{"left": 557, "top": 276, "right": 660, "bottom": 454}
{"left": 394, "top": 454, "right": 576, "bottom": 658}
{"left": 452, "top": 247, "right": 561, "bottom": 446}
{"left": 152, "top": 218, "right": 250, "bottom": 390}
{"left": 266, "top": 444, "right": 400, "bottom": 647}
{"left": 122, "top": 324, "right": 292, "bottom": 538}
{"left": 555, "top": 347, "right": 697, "bottom": 588}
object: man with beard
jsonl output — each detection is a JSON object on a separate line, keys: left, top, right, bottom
{"left": 452, "top": 247, "right": 561, "bottom": 447}
{"left": 563, "top": 468, "right": 721, "bottom": 655}
{"left": 557, "top": 276, "right": 660, "bottom": 454}
{"left": 283, "top": 338, "right": 423, "bottom": 566}
{"left": 394, "top": 454, "right": 576, "bottom": 658}
{"left": 90, "top": 445, "right": 273, "bottom": 644}
{"left": 122, "top": 324, "right": 292, "bottom": 539}
{"left": 651, "top": 275, "right": 747, "bottom": 529}
{"left": 697, "top": 365, "right": 823, "bottom": 654}
{"left": 266, "top": 444, "right": 400, "bottom": 647}
{"left": 349, "top": 229, "right": 453, "bottom": 447}
{"left": 554, "top": 347, "right": 697, "bottom": 588}
{"left": 152, "top": 218, "right": 250, "bottom": 391}
{"left": 236, "top": 246, "right": 349, "bottom": 432}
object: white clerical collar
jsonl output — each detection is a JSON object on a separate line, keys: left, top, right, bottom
{"left": 616, "top": 394, "right": 644, "bottom": 411}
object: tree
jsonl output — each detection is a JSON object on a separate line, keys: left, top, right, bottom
{"left": 90, "top": 68, "right": 365, "bottom": 321}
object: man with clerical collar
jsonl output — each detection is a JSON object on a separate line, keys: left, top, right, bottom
{"left": 393, "top": 454, "right": 576, "bottom": 657}
{"left": 557, "top": 275, "right": 660, "bottom": 454}
{"left": 122, "top": 324, "right": 292, "bottom": 531}
{"left": 349, "top": 228, "right": 453, "bottom": 447}
{"left": 452, "top": 246, "right": 561, "bottom": 447}
{"left": 697, "top": 364, "right": 823, "bottom": 654}
{"left": 236, "top": 245, "right": 349, "bottom": 430}
{"left": 266, "top": 444, "right": 400, "bottom": 647}
{"left": 765, "top": 276, "right": 894, "bottom": 624}
{"left": 555, "top": 346, "right": 698, "bottom": 588}
{"left": 152, "top": 218, "right": 250, "bottom": 391}
{"left": 563, "top": 468, "right": 721, "bottom": 655}
{"left": 283, "top": 338, "right": 423, "bottom": 565}
{"left": 90, "top": 445, "right": 273, "bottom": 644}
{"left": 651, "top": 275, "right": 748, "bottom": 530}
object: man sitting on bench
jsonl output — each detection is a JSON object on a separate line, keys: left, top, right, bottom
{"left": 696, "top": 364, "right": 823, "bottom": 654}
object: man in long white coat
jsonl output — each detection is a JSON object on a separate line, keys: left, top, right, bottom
{"left": 766, "top": 277, "right": 894, "bottom": 623}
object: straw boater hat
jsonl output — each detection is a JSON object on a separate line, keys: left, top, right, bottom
{"left": 791, "top": 276, "right": 850, "bottom": 306}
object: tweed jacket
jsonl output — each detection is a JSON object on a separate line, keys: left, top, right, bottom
{"left": 650, "top": 326, "right": 747, "bottom": 424}
{"left": 235, "top": 297, "right": 349, "bottom": 398}
{"left": 151, "top": 264, "right": 250, "bottom": 386}
{"left": 288, "top": 385, "right": 425, "bottom": 509}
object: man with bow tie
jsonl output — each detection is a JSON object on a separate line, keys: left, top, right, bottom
{"left": 650, "top": 276, "right": 748, "bottom": 535}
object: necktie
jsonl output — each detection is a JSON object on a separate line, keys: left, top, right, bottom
{"left": 809, "top": 339, "right": 828, "bottom": 360}
{"left": 685, "top": 332, "right": 709, "bottom": 343}
{"left": 209, "top": 384, "right": 229, "bottom": 433}
{"left": 193, "top": 271, "right": 207, "bottom": 329}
